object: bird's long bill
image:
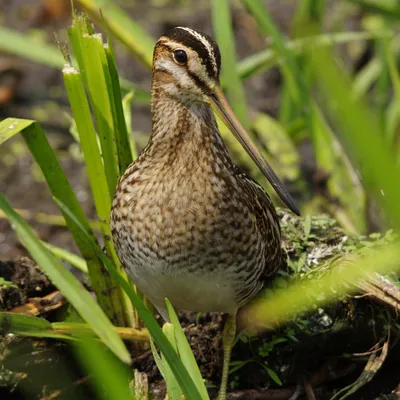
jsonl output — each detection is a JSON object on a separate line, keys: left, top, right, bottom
{"left": 210, "top": 85, "right": 300, "bottom": 216}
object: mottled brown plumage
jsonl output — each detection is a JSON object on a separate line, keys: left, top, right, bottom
{"left": 110, "top": 27, "right": 298, "bottom": 399}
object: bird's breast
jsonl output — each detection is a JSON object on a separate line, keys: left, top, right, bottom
{"left": 110, "top": 157, "right": 279, "bottom": 314}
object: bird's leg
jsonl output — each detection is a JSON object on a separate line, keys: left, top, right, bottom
{"left": 218, "top": 313, "right": 236, "bottom": 400}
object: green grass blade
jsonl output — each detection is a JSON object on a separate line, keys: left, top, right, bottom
{"left": 162, "top": 323, "right": 184, "bottom": 399}
{"left": 122, "top": 91, "right": 138, "bottom": 159}
{"left": 1, "top": 312, "right": 51, "bottom": 332}
{"left": 62, "top": 66, "right": 112, "bottom": 245}
{"left": 54, "top": 197, "right": 203, "bottom": 400}
{"left": 241, "top": 0, "right": 310, "bottom": 114}
{"left": 166, "top": 299, "right": 210, "bottom": 399}
{"left": 0, "top": 118, "right": 32, "bottom": 144}
{"left": 105, "top": 43, "right": 134, "bottom": 172}
{"left": 0, "top": 26, "right": 65, "bottom": 68}
{"left": 0, "top": 313, "right": 73, "bottom": 340}
{"left": 77, "top": 0, "right": 155, "bottom": 68}
{"left": 211, "top": 0, "right": 250, "bottom": 128}
{"left": 81, "top": 33, "right": 120, "bottom": 194}
{"left": 352, "top": 57, "right": 382, "bottom": 99}
{"left": 44, "top": 243, "right": 88, "bottom": 273}
{"left": 383, "top": 38, "right": 400, "bottom": 143}
{"left": 247, "top": 245, "right": 400, "bottom": 329}
{"left": 74, "top": 334, "right": 133, "bottom": 400}
{"left": 63, "top": 66, "right": 129, "bottom": 326}
{"left": 347, "top": 0, "right": 400, "bottom": 20}
{"left": 150, "top": 337, "right": 166, "bottom": 378}
{"left": 237, "top": 31, "right": 390, "bottom": 80}
{"left": 0, "top": 195, "right": 130, "bottom": 364}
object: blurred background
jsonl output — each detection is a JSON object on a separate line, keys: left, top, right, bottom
{"left": 0, "top": 0, "right": 395, "bottom": 261}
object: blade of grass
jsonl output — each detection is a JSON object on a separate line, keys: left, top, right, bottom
{"left": 0, "top": 194, "right": 130, "bottom": 364}
{"left": 166, "top": 299, "right": 209, "bottom": 399}
{"left": 0, "top": 26, "right": 65, "bottom": 68}
{"left": 211, "top": 0, "right": 250, "bottom": 128}
{"left": 44, "top": 243, "right": 88, "bottom": 273}
{"left": 352, "top": 56, "right": 382, "bottom": 99}
{"left": 74, "top": 334, "right": 133, "bottom": 400}
{"left": 0, "top": 117, "right": 124, "bottom": 324}
{"left": 81, "top": 33, "right": 120, "bottom": 193}
{"left": 0, "top": 313, "right": 149, "bottom": 342}
{"left": 52, "top": 322, "right": 149, "bottom": 342}
{"left": 63, "top": 66, "right": 129, "bottom": 326}
{"left": 54, "top": 197, "right": 203, "bottom": 400}
{"left": 77, "top": 0, "right": 155, "bottom": 68}
{"left": 0, "top": 313, "right": 74, "bottom": 340}
{"left": 383, "top": 37, "right": 400, "bottom": 146}
{"left": 105, "top": 43, "right": 133, "bottom": 172}
{"left": 237, "top": 30, "right": 390, "bottom": 80}
{"left": 246, "top": 246, "right": 400, "bottom": 329}
{"left": 0, "top": 208, "right": 100, "bottom": 231}
{"left": 1, "top": 312, "right": 52, "bottom": 332}
{"left": 161, "top": 323, "right": 184, "bottom": 399}
{"left": 122, "top": 91, "right": 138, "bottom": 159}
{"left": 347, "top": 0, "right": 400, "bottom": 20}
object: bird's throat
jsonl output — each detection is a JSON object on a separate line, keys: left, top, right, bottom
{"left": 146, "top": 87, "right": 229, "bottom": 175}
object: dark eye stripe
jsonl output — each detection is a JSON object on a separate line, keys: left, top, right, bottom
{"left": 186, "top": 70, "right": 210, "bottom": 94}
{"left": 154, "top": 46, "right": 209, "bottom": 94}
{"left": 165, "top": 27, "right": 221, "bottom": 80}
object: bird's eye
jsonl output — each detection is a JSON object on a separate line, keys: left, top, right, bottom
{"left": 173, "top": 49, "right": 188, "bottom": 65}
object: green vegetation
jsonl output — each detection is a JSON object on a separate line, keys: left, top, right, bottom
{"left": 1, "top": 0, "right": 400, "bottom": 399}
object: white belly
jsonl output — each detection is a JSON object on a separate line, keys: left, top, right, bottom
{"left": 126, "top": 259, "right": 238, "bottom": 320}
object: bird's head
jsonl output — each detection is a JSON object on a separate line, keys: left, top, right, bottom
{"left": 152, "top": 26, "right": 221, "bottom": 104}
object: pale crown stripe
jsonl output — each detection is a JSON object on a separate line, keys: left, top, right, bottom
{"left": 176, "top": 26, "right": 217, "bottom": 76}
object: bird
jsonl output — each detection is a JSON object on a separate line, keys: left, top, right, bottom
{"left": 110, "top": 26, "right": 299, "bottom": 400}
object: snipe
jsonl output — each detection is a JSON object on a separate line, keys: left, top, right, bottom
{"left": 111, "top": 27, "right": 299, "bottom": 399}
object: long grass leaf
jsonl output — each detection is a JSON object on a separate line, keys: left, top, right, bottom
{"left": 105, "top": 44, "right": 133, "bottom": 172}
{"left": 237, "top": 31, "right": 390, "bottom": 80}
{"left": 383, "top": 38, "right": 400, "bottom": 145}
{"left": 347, "top": 0, "right": 400, "bottom": 20}
{"left": 0, "top": 26, "right": 65, "bottom": 68}
{"left": 0, "top": 195, "right": 130, "bottom": 364}
{"left": 74, "top": 334, "right": 133, "bottom": 400}
{"left": 211, "top": 0, "right": 250, "bottom": 128}
{"left": 44, "top": 243, "right": 88, "bottom": 273}
{"left": 162, "top": 323, "right": 184, "bottom": 399}
{"left": 166, "top": 299, "right": 209, "bottom": 399}
{"left": 81, "top": 33, "right": 120, "bottom": 194}
{"left": 63, "top": 66, "right": 128, "bottom": 326}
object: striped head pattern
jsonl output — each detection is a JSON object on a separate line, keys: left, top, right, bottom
{"left": 152, "top": 27, "right": 222, "bottom": 104}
